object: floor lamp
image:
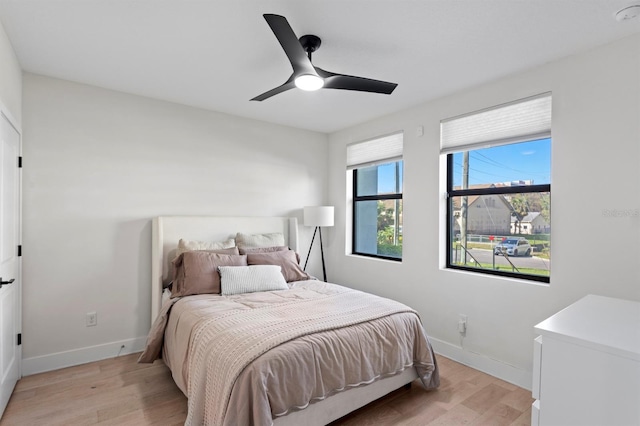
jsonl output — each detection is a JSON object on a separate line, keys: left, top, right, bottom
{"left": 303, "top": 206, "right": 334, "bottom": 282}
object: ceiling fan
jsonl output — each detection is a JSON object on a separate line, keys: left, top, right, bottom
{"left": 251, "top": 14, "right": 398, "bottom": 101}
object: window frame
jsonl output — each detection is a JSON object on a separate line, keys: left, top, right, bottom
{"left": 445, "top": 153, "right": 550, "bottom": 283}
{"left": 352, "top": 161, "right": 403, "bottom": 262}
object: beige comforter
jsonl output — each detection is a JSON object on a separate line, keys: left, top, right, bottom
{"left": 139, "top": 281, "right": 439, "bottom": 426}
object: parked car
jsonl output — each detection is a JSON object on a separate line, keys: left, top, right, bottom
{"left": 494, "top": 237, "right": 532, "bottom": 256}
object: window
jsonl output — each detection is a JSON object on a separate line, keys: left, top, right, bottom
{"left": 348, "top": 133, "right": 403, "bottom": 260}
{"left": 442, "top": 93, "right": 551, "bottom": 283}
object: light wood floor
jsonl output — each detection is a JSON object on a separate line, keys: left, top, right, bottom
{"left": 0, "top": 353, "right": 532, "bottom": 425}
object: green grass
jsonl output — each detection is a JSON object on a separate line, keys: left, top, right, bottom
{"left": 377, "top": 243, "right": 402, "bottom": 258}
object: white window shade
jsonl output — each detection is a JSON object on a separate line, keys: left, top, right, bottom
{"left": 440, "top": 92, "right": 551, "bottom": 153}
{"left": 347, "top": 132, "right": 403, "bottom": 170}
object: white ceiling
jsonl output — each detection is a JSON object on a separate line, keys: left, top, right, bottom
{"left": 1, "top": 0, "right": 639, "bottom": 133}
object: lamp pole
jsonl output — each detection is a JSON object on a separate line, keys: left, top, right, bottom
{"left": 303, "top": 226, "right": 327, "bottom": 282}
{"left": 303, "top": 206, "right": 334, "bottom": 283}
{"left": 318, "top": 227, "right": 326, "bottom": 282}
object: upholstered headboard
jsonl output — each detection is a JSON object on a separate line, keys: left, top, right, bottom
{"left": 151, "top": 216, "right": 299, "bottom": 322}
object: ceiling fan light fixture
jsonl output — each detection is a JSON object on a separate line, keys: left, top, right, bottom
{"left": 615, "top": 5, "right": 640, "bottom": 21}
{"left": 294, "top": 74, "right": 324, "bottom": 91}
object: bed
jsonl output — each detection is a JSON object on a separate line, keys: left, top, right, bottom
{"left": 140, "top": 215, "right": 439, "bottom": 425}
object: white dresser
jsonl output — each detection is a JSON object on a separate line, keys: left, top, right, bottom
{"left": 532, "top": 295, "right": 640, "bottom": 426}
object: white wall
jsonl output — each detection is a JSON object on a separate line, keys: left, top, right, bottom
{"left": 0, "top": 16, "right": 21, "bottom": 124}
{"left": 21, "top": 74, "right": 328, "bottom": 373}
{"left": 328, "top": 34, "right": 640, "bottom": 388}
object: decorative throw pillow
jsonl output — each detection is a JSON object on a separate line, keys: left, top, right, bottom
{"left": 235, "top": 232, "right": 285, "bottom": 249}
{"left": 247, "top": 250, "right": 310, "bottom": 283}
{"left": 171, "top": 252, "right": 247, "bottom": 297}
{"left": 239, "top": 245, "right": 301, "bottom": 263}
{"left": 169, "top": 246, "right": 239, "bottom": 284}
{"left": 238, "top": 245, "right": 288, "bottom": 254}
{"left": 219, "top": 265, "right": 289, "bottom": 295}
{"left": 175, "top": 238, "right": 236, "bottom": 258}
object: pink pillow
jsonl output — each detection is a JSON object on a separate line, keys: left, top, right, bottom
{"left": 169, "top": 246, "right": 238, "bottom": 284}
{"left": 172, "top": 251, "right": 247, "bottom": 297}
{"left": 247, "top": 250, "right": 310, "bottom": 283}
{"left": 240, "top": 246, "right": 301, "bottom": 263}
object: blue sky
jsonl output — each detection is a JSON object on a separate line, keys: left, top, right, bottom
{"left": 452, "top": 138, "right": 551, "bottom": 187}
{"left": 377, "top": 161, "right": 403, "bottom": 193}
{"left": 374, "top": 137, "right": 550, "bottom": 193}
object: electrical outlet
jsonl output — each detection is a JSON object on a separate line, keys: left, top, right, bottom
{"left": 458, "top": 314, "right": 467, "bottom": 334}
{"left": 86, "top": 312, "right": 97, "bottom": 327}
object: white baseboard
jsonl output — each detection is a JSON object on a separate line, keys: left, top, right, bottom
{"left": 21, "top": 335, "right": 532, "bottom": 391}
{"left": 22, "top": 336, "right": 147, "bottom": 376}
{"left": 429, "top": 337, "right": 532, "bottom": 391}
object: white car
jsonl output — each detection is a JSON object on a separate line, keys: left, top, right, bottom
{"left": 494, "top": 238, "right": 532, "bottom": 257}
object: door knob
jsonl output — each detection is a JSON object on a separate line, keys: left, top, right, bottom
{"left": 0, "top": 278, "right": 15, "bottom": 288}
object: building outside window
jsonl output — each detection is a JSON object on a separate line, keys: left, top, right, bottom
{"left": 347, "top": 133, "right": 403, "bottom": 260}
{"left": 441, "top": 93, "right": 551, "bottom": 283}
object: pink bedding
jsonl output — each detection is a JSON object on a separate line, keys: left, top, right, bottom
{"left": 140, "top": 281, "right": 439, "bottom": 425}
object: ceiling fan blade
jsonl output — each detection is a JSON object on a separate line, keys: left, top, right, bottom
{"left": 316, "top": 67, "right": 397, "bottom": 94}
{"left": 250, "top": 77, "right": 296, "bottom": 101}
{"left": 263, "top": 14, "right": 317, "bottom": 76}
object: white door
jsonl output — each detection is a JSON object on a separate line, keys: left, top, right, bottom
{"left": 0, "top": 111, "right": 21, "bottom": 417}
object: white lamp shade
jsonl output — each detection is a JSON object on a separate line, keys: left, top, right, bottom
{"left": 303, "top": 206, "right": 334, "bottom": 227}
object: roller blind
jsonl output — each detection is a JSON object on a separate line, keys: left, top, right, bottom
{"left": 346, "top": 132, "right": 403, "bottom": 170}
{"left": 440, "top": 92, "right": 551, "bottom": 153}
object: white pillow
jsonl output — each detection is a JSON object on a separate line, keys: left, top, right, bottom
{"left": 175, "top": 237, "right": 236, "bottom": 257}
{"left": 219, "top": 265, "right": 288, "bottom": 295}
{"left": 235, "top": 232, "right": 285, "bottom": 249}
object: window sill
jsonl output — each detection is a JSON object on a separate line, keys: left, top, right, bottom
{"left": 441, "top": 265, "right": 550, "bottom": 287}
{"left": 347, "top": 253, "right": 403, "bottom": 264}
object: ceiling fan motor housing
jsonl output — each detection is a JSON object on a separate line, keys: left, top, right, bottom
{"left": 299, "top": 34, "right": 321, "bottom": 54}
